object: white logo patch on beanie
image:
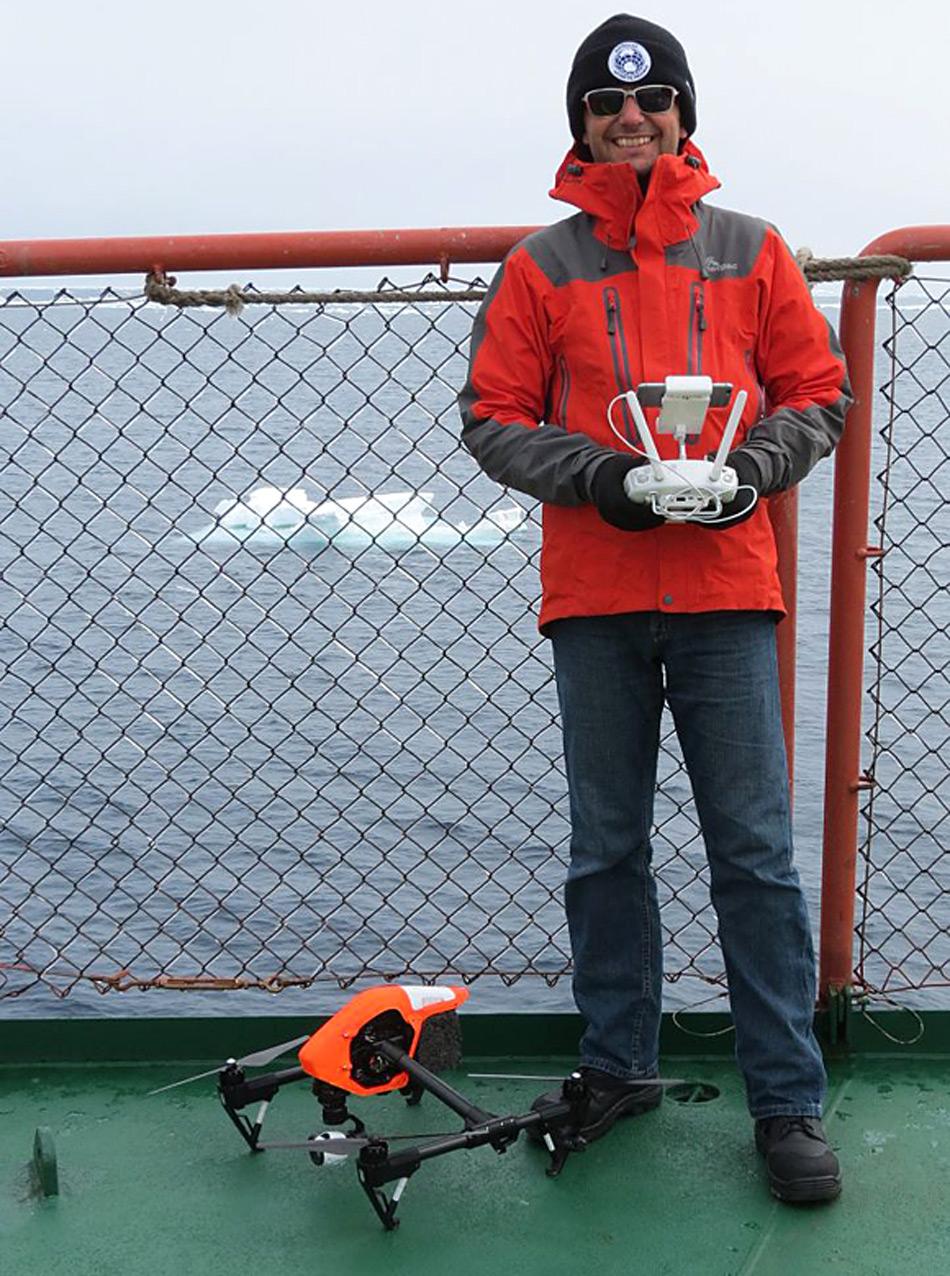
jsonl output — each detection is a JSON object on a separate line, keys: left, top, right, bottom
{"left": 607, "top": 41, "right": 652, "bottom": 83}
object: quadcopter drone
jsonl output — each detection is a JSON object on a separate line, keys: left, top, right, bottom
{"left": 150, "top": 984, "right": 683, "bottom": 1231}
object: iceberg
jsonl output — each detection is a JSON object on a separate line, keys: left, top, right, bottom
{"left": 186, "top": 485, "right": 530, "bottom": 552}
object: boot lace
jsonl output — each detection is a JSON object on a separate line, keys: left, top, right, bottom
{"left": 766, "top": 1116, "right": 822, "bottom": 1142}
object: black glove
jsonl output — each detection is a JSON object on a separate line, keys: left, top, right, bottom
{"left": 697, "top": 449, "right": 762, "bottom": 530}
{"left": 589, "top": 455, "right": 666, "bottom": 532}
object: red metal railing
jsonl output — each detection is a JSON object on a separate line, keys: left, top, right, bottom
{"left": 0, "top": 228, "right": 538, "bottom": 280}
{"left": 820, "top": 225, "right": 950, "bottom": 1001}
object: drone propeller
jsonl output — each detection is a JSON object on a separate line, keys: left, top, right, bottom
{"left": 467, "top": 1073, "right": 688, "bottom": 1085}
{"left": 148, "top": 1034, "right": 310, "bottom": 1096}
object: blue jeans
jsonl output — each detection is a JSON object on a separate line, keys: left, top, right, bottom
{"left": 550, "top": 610, "right": 826, "bottom": 1120}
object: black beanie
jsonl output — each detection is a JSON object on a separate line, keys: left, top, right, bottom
{"left": 566, "top": 15, "right": 697, "bottom": 146}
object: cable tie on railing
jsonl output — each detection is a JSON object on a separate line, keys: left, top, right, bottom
{"left": 853, "top": 987, "right": 926, "bottom": 1046}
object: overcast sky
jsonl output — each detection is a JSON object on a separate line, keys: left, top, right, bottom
{"left": 1, "top": 0, "right": 947, "bottom": 281}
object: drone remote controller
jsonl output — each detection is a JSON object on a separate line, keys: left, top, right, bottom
{"left": 621, "top": 377, "right": 749, "bottom": 522}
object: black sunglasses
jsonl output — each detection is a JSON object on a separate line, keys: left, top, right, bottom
{"left": 582, "top": 85, "right": 679, "bottom": 117}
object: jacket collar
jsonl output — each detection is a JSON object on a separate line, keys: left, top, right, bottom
{"left": 549, "top": 138, "right": 721, "bottom": 250}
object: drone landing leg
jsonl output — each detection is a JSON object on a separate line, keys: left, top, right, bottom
{"left": 218, "top": 1064, "right": 307, "bottom": 1151}
{"left": 400, "top": 1079, "right": 425, "bottom": 1107}
{"left": 220, "top": 1090, "right": 265, "bottom": 1151}
{"left": 545, "top": 1136, "right": 583, "bottom": 1179}
{"left": 249, "top": 1100, "right": 272, "bottom": 1149}
{"left": 357, "top": 1172, "right": 404, "bottom": 1231}
{"left": 357, "top": 1143, "right": 421, "bottom": 1231}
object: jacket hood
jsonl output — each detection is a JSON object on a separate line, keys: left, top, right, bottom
{"left": 549, "top": 138, "right": 721, "bottom": 249}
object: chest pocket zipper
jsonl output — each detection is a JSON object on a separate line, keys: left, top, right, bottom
{"left": 603, "top": 287, "right": 637, "bottom": 442}
{"left": 603, "top": 287, "right": 636, "bottom": 392}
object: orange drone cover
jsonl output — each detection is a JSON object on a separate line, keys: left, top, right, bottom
{"left": 297, "top": 984, "right": 468, "bottom": 1095}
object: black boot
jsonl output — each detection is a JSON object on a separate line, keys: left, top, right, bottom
{"left": 755, "top": 1116, "right": 842, "bottom": 1202}
{"left": 529, "top": 1067, "right": 663, "bottom": 1146}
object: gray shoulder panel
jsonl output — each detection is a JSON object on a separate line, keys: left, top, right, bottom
{"left": 457, "top": 260, "right": 508, "bottom": 425}
{"left": 665, "top": 203, "right": 769, "bottom": 278}
{"left": 521, "top": 215, "right": 637, "bottom": 286}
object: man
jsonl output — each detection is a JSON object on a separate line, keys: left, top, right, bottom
{"left": 458, "top": 15, "right": 851, "bottom": 1203}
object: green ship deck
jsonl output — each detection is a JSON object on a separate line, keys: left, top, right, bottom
{"left": 3, "top": 1013, "right": 949, "bottom": 1275}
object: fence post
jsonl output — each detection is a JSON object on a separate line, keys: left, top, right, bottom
{"left": 819, "top": 225, "right": 950, "bottom": 1009}
{"left": 819, "top": 274, "right": 881, "bottom": 1007}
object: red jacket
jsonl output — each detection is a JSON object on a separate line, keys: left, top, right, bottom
{"left": 459, "top": 141, "right": 851, "bottom": 631}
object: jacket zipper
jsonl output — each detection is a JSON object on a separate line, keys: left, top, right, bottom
{"left": 688, "top": 282, "right": 706, "bottom": 374}
{"left": 603, "top": 288, "right": 635, "bottom": 388}
{"left": 557, "top": 355, "right": 571, "bottom": 429}
{"left": 745, "top": 347, "right": 767, "bottom": 420}
{"left": 603, "top": 287, "right": 637, "bottom": 443}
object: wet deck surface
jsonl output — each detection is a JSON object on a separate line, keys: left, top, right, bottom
{"left": 3, "top": 1051, "right": 949, "bottom": 1275}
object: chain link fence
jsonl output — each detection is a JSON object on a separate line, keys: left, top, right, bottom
{"left": 857, "top": 273, "right": 950, "bottom": 1001}
{"left": 1, "top": 278, "right": 716, "bottom": 1003}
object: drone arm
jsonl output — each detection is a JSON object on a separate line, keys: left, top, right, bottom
{"left": 356, "top": 1095, "right": 580, "bottom": 1235}
{"left": 219, "top": 1065, "right": 307, "bottom": 1111}
{"left": 403, "top": 1109, "right": 564, "bottom": 1162}
{"left": 359, "top": 1096, "right": 582, "bottom": 1187}
{"left": 376, "top": 1038, "right": 497, "bottom": 1129}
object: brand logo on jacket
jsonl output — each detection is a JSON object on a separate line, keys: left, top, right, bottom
{"left": 607, "top": 42, "right": 651, "bottom": 83}
{"left": 704, "top": 256, "right": 740, "bottom": 276}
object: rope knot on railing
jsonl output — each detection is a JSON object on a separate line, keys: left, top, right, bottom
{"left": 795, "top": 248, "right": 913, "bottom": 283}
